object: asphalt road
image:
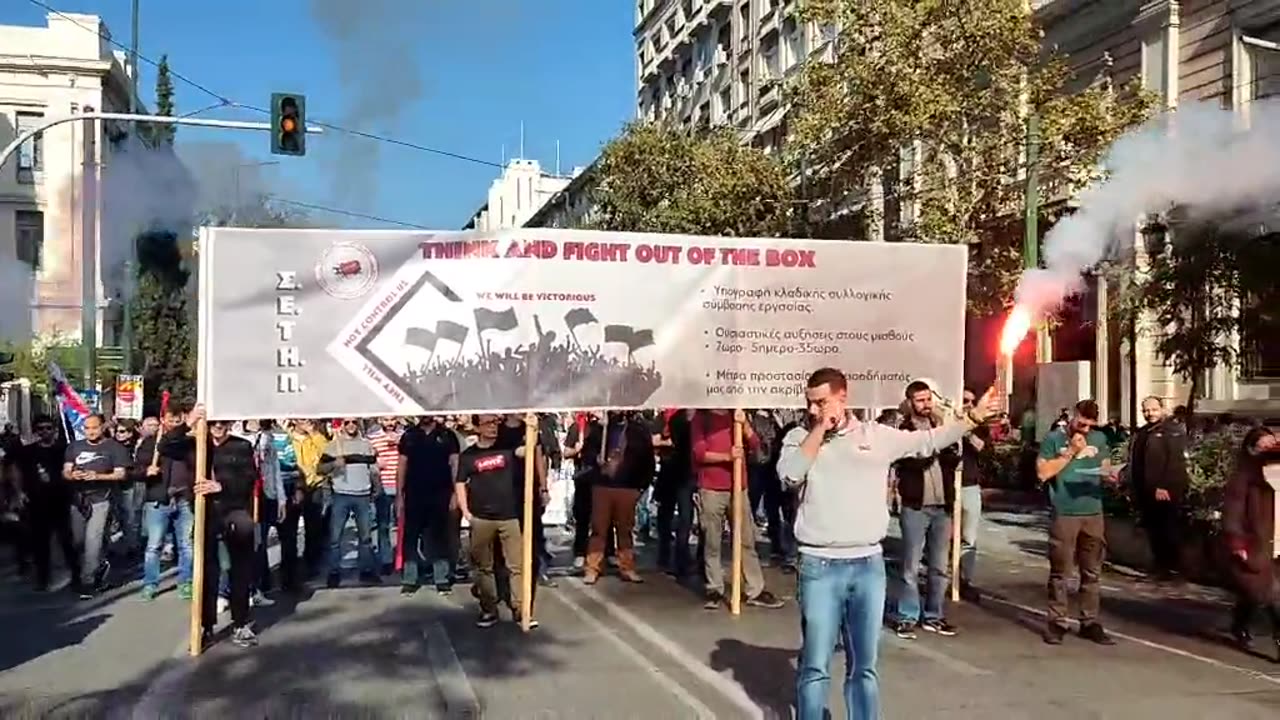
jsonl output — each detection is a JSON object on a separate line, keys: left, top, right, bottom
{"left": 3, "top": 504, "right": 1280, "bottom": 719}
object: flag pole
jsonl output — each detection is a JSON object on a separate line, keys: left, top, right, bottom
{"left": 730, "top": 411, "right": 744, "bottom": 616}
{"left": 189, "top": 417, "right": 208, "bottom": 656}
{"left": 520, "top": 412, "right": 537, "bottom": 632}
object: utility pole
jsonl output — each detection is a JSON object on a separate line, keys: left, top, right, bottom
{"left": 1023, "top": 112, "right": 1052, "bottom": 363}
{"left": 122, "top": 0, "right": 140, "bottom": 374}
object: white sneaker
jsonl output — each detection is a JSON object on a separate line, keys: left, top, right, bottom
{"left": 572, "top": 556, "right": 585, "bottom": 570}
{"left": 216, "top": 597, "right": 230, "bottom": 615}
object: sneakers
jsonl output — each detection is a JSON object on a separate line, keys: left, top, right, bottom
{"left": 216, "top": 597, "right": 230, "bottom": 616}
{"left": 250, "top": 590, "right": 274, "bottom": 608}
{"left": 231, "top": 625, "right": 259, "bottom": 648}
{"left": 1079, "top": 623, "right": 1115, "bottom": 645}
{"left": 572, "top": 556, "right": 585, "bottom": 572}
{"left": 920, "top": 619, "right": 958, "bottom": 637}
{"left": 400, "top": 584, "right": 419, "bottom": 596}
{"left": 1043, "top": 623, "right": 1068, "bottom": 645}
{"left": 326, "top": 573, "right": 341, "bottom": 589}
{"left": 892, "top": 621, "right": 918, "bottom": 640}
{"left": 435, "top": 583, "right": 453, "bottom": 596}
{"left": 177, "top": 583, "right": 193, "bottom": 600}
{"left": 582, "top": 572, "right": 599, "bottom": 586}
{"left": 703, "top": 590, "right": 725, "bottom": 610}
{"left": 140, "top": 585, "right": 158, "bottom": 602}
{"left": 475, "top": 612, "right": 499, "bottom": 629}
{"left": 619, "top": 571, "right": 644, "bottom": 584}
{"left": 746, "top": 591, "right": 785, "bottom": 609}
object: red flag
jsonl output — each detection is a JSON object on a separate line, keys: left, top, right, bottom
{"left": 159, "top": 390, "right": 171, "bottom": 417}
{"left": 394, "top": 501, "right": 405, "bottom": 572}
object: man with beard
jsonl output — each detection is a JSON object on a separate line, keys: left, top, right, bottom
{"left": 63, "top": 414, "right": 131, "bottom": 598}
{"left": 398, "top": 415, "right": 460, "bottom": 594}
{"left": 135, "top": 406, "right": 195, "bottom": 601}
{"left": 11, "top": 416, "right": 77, "bottom": 592}
{"left": 167, "top": 405, "right": 260, "bottom": 648}
{"left": 456, "top": 414, "right": 530, "bottom": 627}
{"left": 1129, "top": 396, "right": 1190, "bottom": 580}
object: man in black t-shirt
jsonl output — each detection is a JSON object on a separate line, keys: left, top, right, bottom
{"left": 397, "top": 416, "right": 461, "bottom": 594}
{"left": 63, "top": 414, "right": 131, "bottom": 598}
{"left": 456, "top": 414, "right": 528, "bottom": 628}
{"left": 11, "top": 416, "right": 77, "bottom": 591}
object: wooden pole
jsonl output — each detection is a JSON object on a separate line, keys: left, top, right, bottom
{"left": 950, "top": 466, "right": 962, "bottom": 602}
{"left": 189, "top": 418, "right": 208, "bottom": 656}
{"left": 520, "top": 412, "right": 537, "bottom": 632}
{"left": 730, "top": 414, "right": 744, "bottom": 616}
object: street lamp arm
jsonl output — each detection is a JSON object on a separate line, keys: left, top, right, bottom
{"left": 0, "top": 112, "right": 325, "bottom": 171}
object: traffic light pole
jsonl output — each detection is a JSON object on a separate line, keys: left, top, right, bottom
{"left": 0, "top": 112, "right": 324, "bottom": 172}
{"left": 0, "top": 112, "right": 322, "bottom": 391}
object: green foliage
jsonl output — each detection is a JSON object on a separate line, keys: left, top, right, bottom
{"left": 150, "top": 55, "right": 176, "bottom": 146}
{"left": 0, "top": 339, "right": 92, "bottom": 396}
{"left": 588, "top": 122, "right": 794, "bottom": 237}
{"left": 1122, "top": 223, "right": 1279, "bottom": 415}
{"left": 131, "top": 261, "right": 195, "bottom": 409}
{"left": 790, "top": 0, "right": 1156, "bottom": 314}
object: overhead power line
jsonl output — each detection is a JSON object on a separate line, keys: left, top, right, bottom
{"left": 26, "top": 0, "right": 503, "bottom": 169}
{"left": 270, "top": 197, "right": 432, "bottom": 229}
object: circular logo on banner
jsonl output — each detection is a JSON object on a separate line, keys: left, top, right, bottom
{"left": 316, "top": 242, "right": 379, "bottom": 299}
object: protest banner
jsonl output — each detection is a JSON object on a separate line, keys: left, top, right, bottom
{"left": 196, "top": 227, "right": 966, "bottom": 419}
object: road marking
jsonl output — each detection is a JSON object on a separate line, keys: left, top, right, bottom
{"left": 551, "top": 583, "right": 720, "bottom": 719}
{"left": 886, "top": 635, "right": 993, "bottom": 676}
{"left": 560, "top": 579, "right": 765, "bottom": 720}
{"left": 131, "top": 635, "right": 195, "bottom": 719}
{"left": 423, "top": 621, "right": 481, "bottom": 719}
{"left": 982, "top": 595, "right": 1280, "bottom": 687}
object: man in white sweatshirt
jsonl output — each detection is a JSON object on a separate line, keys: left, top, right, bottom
{"left": 777, "top": 368, "right": 997, "bottom": 720}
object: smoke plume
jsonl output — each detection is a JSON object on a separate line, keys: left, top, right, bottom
{"left": 308, "top": 0, "right": 429, "bottom": 211}
{"left": 1014, "top": 99, "right": 1280, "bottom": 317}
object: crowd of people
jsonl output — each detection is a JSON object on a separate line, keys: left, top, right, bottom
{"left": 401, "top": 338, "right": 663, "bottom": 410}
{"left": 2, "top": 369, "right": 1278, "bottom": 719}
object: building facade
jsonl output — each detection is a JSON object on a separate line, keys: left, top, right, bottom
{"left": 634, "top": 0, "right": 831, "bottom": 151}
{"left": 1039, "top": 0, "right": 1280, "bottom": 420}
{"left": 0, "top": 12, "right": 139, "bottom": 351}
{"left": 463, "top": 158, "right": 575, "bottom": 231}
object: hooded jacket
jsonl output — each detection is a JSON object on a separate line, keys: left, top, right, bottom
{"left": 162, "top": 424, "right": 258, "bottom": 512}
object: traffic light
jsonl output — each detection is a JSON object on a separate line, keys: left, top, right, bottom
{"left": 271, "top": 92, "right": 306, "bottom": 156}
{"left": 0, "top": 351, "right": 14, "bottom": 383}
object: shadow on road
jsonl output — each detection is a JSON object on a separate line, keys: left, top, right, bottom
{"left": 0, "top": 612, "right": 110, "bottom": 675}
{"left": 709, "top": 637, "right": 795, "bottom": 720}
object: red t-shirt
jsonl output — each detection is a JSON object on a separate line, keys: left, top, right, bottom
{"left": 690, "top": 411, "right": 758, "bottom": 492}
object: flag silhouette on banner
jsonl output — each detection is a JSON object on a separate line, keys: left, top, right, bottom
{"left": 405, "top": 327, "right": 438, "bottom": 352}
{"left": 604, "top": 324, "right": 656, "bottom": 353}
{"left": 475, "top": 307, "right": 518, "bottom": 333}
{"left": 564, "top": 307, "right": 598, "bottom": 329}
{"left": 436, "top": 320, "right": 469, "bottom": 345}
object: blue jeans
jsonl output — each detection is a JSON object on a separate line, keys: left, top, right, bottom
{"left": 894, "top": 505, "right": 951, "bottom": 623}
{"left": 329, "top": 493, "right": 376, "bottom": 574}
{"left": 959, "top": 486, "right": 982, "bottom": 585}
{"left": 143, "top": 500, "right": 193, "bottom": 588}
{"left": 374, "top": 489, "right": 396, "bottom": 566}
{"left": 796, "top": 552, "right": 886, "bottom": 720}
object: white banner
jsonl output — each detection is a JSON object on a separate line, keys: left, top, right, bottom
{"left": 199, "top": 227, "right": 966, "bottom": 418}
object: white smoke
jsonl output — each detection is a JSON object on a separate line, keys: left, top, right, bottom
{"left": 1014, "top": 98, "right": 1280, "bottom": 316}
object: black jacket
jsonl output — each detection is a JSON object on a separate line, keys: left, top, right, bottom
{"left": 1130, "top": 418, "right": 1190, "bottom": 502}
{"left": 894, "top": 415, "right": 962, "bottom": 511}
{"left": 961, "top": 424, "right": 990, "bottom": 488}
{"left": 162, "top": 424, "right": 257, "bottom": 511}
{"left": 134, "top": 432, "right": 194, "bottom": 503}
{"left": 593, "top": 418, "right": 655, "bottom": 491}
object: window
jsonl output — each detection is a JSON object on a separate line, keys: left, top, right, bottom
{"left": 1141, "top": 30, "right": 1167, "bottom": 96}
{"left": 784, "top": 17, "right": 805, "bottom": 69}
{"left": 761, "top": 35, "right": 780, "bottom": 79}
{"left": 738, "top": 4, "right": 750, "bottom": 41}
{"left": 717, "top": 86, "right": 732, "bottom": 122}
{"left": 737, "top": 69, "right": 750, "bottom": 106}
{"left": 16, "top": 111, "right": 44, "bottom": 182}
{"left": 15, "top": 210, "right": 43, "bottom": 269}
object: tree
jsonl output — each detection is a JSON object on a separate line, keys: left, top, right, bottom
{"left": 1127, "top": 220, "right": 1280, "bottom": 416}
{"left": 588, "top": 122, "right": 794, "bottom": 237}
{"left": 141, "top": 54, "right": 176, "bottom": 147}
{"left": 790, "top": 0, "right": 1155, "bottom": 313}
{"left": 131, "top": 229, "right": 194, "bottom": 408}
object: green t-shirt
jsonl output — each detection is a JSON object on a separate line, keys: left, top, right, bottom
{"left": 1039, "top": 428, "right": 1109, "bottom": 516}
